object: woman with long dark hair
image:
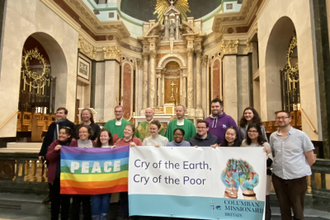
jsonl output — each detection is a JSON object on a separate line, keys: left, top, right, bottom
{"left": 220, "top": 126, "right": 242, "bottom": 147}
{"left": 238, "top": 107, "right": 268, "bottom": 142}
{"left": 73, "top": 108, "right": 100, "bottom": 141}
{"left": 241, "top": 123, "right": 272, "bottom": 219}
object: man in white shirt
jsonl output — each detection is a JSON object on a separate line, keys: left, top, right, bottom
{"left": 270, "top": 110, "right": 315, "bottom": 220}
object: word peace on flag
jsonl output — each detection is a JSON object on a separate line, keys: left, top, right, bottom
{"left": 60, "top": 145, "right": 129, "bottom": 195}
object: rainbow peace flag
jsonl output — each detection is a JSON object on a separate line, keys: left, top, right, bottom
{"left": 60, "top": 145, "right": 129, "bottom": 195}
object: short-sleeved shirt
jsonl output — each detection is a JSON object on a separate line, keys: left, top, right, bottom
{"left": 270, "top": 126, "right": 314, "bottom": 180}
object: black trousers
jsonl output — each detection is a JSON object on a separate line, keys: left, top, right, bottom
{"left": 272, "top": 174, "right": 307, "bottom": 220}
{"left": 50, "top": 178, "right": 70, "bottom": 220}
{"left": 72, "top": 195, "right": 92, "bottom": 220}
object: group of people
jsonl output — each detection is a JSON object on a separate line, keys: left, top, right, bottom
{"left": 39, "top": 97, "right": 316, "bottom": 220}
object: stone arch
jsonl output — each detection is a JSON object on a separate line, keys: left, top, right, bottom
{"left": 157, "top": 53, "right": 186, "bottom": 69}
{"left": 264, "top": 16, "right": 296, "bottom": 119}
{"left": 28, "top": 32, "right": 69, "bottom": 112}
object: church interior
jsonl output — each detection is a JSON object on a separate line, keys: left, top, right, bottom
{"left": 0, "top": 0, "right": 330, "bottom": 218}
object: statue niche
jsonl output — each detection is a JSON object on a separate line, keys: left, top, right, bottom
{"left": 162, "top": 61, "right": 181, "bottom": 105}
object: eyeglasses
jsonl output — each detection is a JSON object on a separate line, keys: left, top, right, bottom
{"left": 247, "top": 130, "right": 258, "bottom": 133}
{"left": 174, "top": 133, "right": 183, "bottom": 136}
{"left": 275, "top": 117, "right": 289, "bottom": 120}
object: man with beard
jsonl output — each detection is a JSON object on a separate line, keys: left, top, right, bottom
{"left": 135, "top": 107, "right": 165, "bottom": 142}
{"left": 270, "top": 111, "right": 315, "bottom": 220}
{"left": 38, "top": 107, "right": 75, "bottom": 203}
{"left": 165, "top": 104, "right": 196, "bottom": 142}
{"left": 205, "top": 98, "right": 238, "bottom": 144}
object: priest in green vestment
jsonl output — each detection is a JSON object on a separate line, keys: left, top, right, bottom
{"left": 135, "top": 107, "right": 165, "bottom": 141}
{"left": 104, "top": 106, "right": 130, "bottom": 142}
{"left": 165, "top": 105, "right": 196, "bottom": 142}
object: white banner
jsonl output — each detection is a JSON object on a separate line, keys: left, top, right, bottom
{"left": 129, "top": 146, "right": 267, "bottom": 220}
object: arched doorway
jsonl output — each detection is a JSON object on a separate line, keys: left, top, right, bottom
{"left": 19, "top": 36, "right": 55, "bottom": 115}
{"left": 17, "top": 33, "right": 69, "bottom": 139}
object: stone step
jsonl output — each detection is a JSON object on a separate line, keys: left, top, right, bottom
{"left": 0, "top": 192, "right": 50, "bottom": 217}
{"left": 0, "top": 148, "right": 40, "bottom": 153}
{"left": 7, "top": 142, "right": 41, "bottom": 149}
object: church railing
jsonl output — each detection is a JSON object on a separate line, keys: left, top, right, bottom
{"left": 0, "top": 152, "right": 48, "bottom": 194}
{"left": 311, "top": 159, "right": 330, "bottom": 211}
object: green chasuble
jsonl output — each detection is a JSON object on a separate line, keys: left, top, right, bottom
{"left": 135, "top": 121, "right": 165, "bottom": 142}
{"left": 165, "top": 118, "right": 196, "bottom": 142}
{"left": 103, "top": 118, "right": 130, "bottom": 142}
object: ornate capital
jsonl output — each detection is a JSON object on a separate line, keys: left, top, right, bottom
{"left": 186, "top": 48, "right": 194, "bottom": 57}
{"left": 78, "top": 35, "right": 97, "bottom": 59}
{"left": 195, "top": 50, "right": 202, "bottom": 58}
{"left": 246, "top": 38, "right": 253, "bottom": 53}
{"left": 103, "top": 46, "right": 121, "bottom": 61}
{"left": 150, "top": 50, "right": 157, "bottom": 59}
{"left": 142, "top": 52, "right": 149, "bottom": 61}
{"left": 137, "top": 58, "right": 143, "bottom": 69}
{"left": 220, "top": 39, "right": 239, "bottom": 56}
{"left": 201, "top": 55, "right": 208, "bottom": 66}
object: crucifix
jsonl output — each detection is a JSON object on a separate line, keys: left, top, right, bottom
{"left": 169, "top": 81, "right": 177, "bottom": 103}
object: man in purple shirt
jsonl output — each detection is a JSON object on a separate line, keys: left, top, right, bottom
{"left": 205, "top": 98, "right": 238, "bottom": 144}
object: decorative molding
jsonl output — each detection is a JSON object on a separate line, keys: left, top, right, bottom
{"left": 201, "top": 55, "right": 208, "bottom": 66}
{"left": 246, "top": 38, "right": 253, "bottom": 53}
{"left": 142, "top": 52, "right": 149, "bottom": 60}
{"left": 136, "top": 58, "right": 143, "bottom": 69}
{"left": 78, "top": 35, "right": 97, "bottom": 59}
{"left": 186, "top": 48, "right": 194, "bottom": 57}
{"left": 103, "top": 46, "right": 121, "bottom": 61}
{"left": 149, "top": 50, "right": 157, "bottom": 59}
{"left": 212, "top": 0, "right": 261, "bottom": 34}
{"left": 62, "top": 0, "right": 130, "bottom": 38}
{"left": 220, "top": 39, "right": 239, "bottom": 56}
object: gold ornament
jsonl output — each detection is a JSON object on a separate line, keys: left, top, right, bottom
{"left": 21, "top": 48, "right": 51, "bottom": 96}
{"left": 154, "top": 0, "right": 191, "bottom": 24}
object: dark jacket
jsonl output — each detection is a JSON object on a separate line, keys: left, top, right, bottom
{"left": 189, "top": 132, "right": 219, "bottom": 147}
{"left": 39, "top": 119, "right": 75, "bottom": 157}
{"left": 46, "top": 140, "right": 70, "bottom": 184}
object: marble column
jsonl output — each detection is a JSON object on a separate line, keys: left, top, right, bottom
{"left": 104, "top": 60, "right": 120, "bottom": 121}
{"left": 157, "top": 74, "right": 161, "bottom": 108}
{"left": 94, "top": 62, "right": 105, "bottom": 121}
{"left": 223, "top": 55, "right": 238, "bottom": 122}
{"left": 181, "top": 71, "right": 187, "bottom": 108}
{"left": 142, "top": 52, "right": 149, "bottom": 109}
{"left": 149, "top": 50, "right": 157, "bottom": 108}
{"left": 186, "top": 48, "right": 194, "bottom": 109}
{"left": 196, "top": 50, "right": 202, "bottom": 109}
{"left": 201, "top": 55, "right": 208, "bottom": 116}
{"left": 136, "top": 58, "right": 143, "bottom": 116}
{"left": 161, "top": 74, "right": 165, "bottom": 106}
{"left": 237, "top": 56, "right": 250, "bottom": 117}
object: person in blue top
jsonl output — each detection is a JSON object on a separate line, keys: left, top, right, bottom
{"left": 166, "top": 128, "right": 190, "bottom": 147}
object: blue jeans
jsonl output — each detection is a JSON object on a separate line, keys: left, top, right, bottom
{"left": 91, "top": 194, "right": 111, "bottom": 216}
